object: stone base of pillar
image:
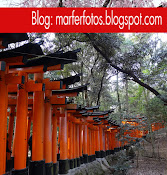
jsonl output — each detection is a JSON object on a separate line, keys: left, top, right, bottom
{"left": 114, "top": 148, "right": 120, "bottom": 152}
{"left": 100, "top": 150, "right": 106, "bottom": 158}
{"left": 59, "top": 159, "right": 69, "bottom": 174}
{"left": 53, "top": 162, "right": 59, "bottom": 175}
{"left": 95, "top": 151, "right": 101, "bottom": 158}
{"left": 11, "top": 157, "right": 14, "bottom": 170}
{"left": 29, "top": 160, "right": 45, "bottom": 175}
{"left": 106, "top": 150, "right": 108, "bottom": 156}
{"left": 80, "top": 156, "right": 83, "bottom": 164}
{"left": 69, "top": 159, "right": 74, "bottom": 169}
{"left": 45, "top": 162, "right": 53, "bottom": 175}
{"left": 83, "top": 154, "right": 88, "bottom": 163}
{"left": 88, "top": 155, "right": 94, "bottom": 162}
{"left": 92, "top": 155, "right": 96, "bottom": 161}
{"left": 26, "top": 157, "right": 31, "bottom": 167}
{"left": 12, "top": 167, "right": 28, "bottom": 175}
{"left": 57, "top": 154, "right": 60, "bottom": 161}
{"left": 88, "top": 155, "right": 91, "bottom": 163}
{"left": 110, "top": 150, "right": 114, "bottom": 154}
{"left": 106, "top": 150, "right": 111, "bottom": 156}
{"left": 73, "top": 158, "right": 77, "bottom": 168}
{"left": 76, "top": 157, "right": 81, "bottom": 167}
{"left": 6, "top": 159, "right": 13, "bottom": 172}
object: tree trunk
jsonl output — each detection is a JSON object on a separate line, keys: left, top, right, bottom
{"left": 116, "top": 72, "right": 121, "bottom": 111}
{"left": 143, "top": 89, "right": 156, "bottom": 157}
{"left": 125, "top": 75, "right": 129, "bottom": 115}
{"left": 96, "top": 69, "right": 106, "bottom": 106}
{"left": 103, "top": 0, "right": 110, "bottom": 7}
{"left": 81, "top": 62, "right": 85, "bottom": 106}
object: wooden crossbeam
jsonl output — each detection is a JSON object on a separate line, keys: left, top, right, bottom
{"left": 0, "top": 56, "right": 24, "bottom": 66}
{"left": 8, "top": 96, "right": 66, "bottom": 105}
{"left": 9, "top": 64, "right": 62, "bottom": 74}
{"left": 8, "top": 81, "right": 44, "bottom": 92}
{"left": 52, "top": 92, "right": 78, "bottom": 97}
{"left": 43, "top": 79, "right": 62, "bottom": 90}
{"left": 5, "top": 74, "right": 23, "bottom": 84}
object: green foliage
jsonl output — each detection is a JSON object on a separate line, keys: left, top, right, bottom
{"left": 146, "top": 97, "right": 167, "bottom": 123}
{"left": 111, "top": 151, "right": 131, "bottom": 175}
{"left": 129, "top": 85, "right": 144, "bottom": 104}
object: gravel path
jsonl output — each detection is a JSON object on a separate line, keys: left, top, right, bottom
{"left": 127, "top": 129, "right": 167, "bottom": 175}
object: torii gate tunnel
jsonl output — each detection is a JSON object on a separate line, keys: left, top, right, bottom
{"left": 0, "top": 34, "right": 165, "bottom": 175}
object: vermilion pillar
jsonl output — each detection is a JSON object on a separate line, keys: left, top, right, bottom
{"left": 59, "top": 109, "right": 69, "bottom": 174}
{"left": 88, "top": 129, "right": 92, "bottom": 162}
{"left": 79, "top": 125, "right": 83, "bottom": 164}
{"left": 99, "top": 127, "right": 103, "bottom": 151}
{"left": 12, "top": 73, "right": 28, "bottom": 174}
{"left": 90, "top": 130, "right": 93, "bottom": 155}
{"left": 67, "top": 121, "right": 70, "bottom": 160}
{"left": 0, "top": 62, "right": 8, "bottom": 175}
{"left": 99, "top": 127, "right": 106, "bottom": 158}
{"left": 93, "top": 130, "right": 96, "bottom": 155}
{"left": 93, "top": 130, "right": 96, "bottom": 160}
{"left": 87, "top": 129, "right": 90, "bottom": 156}
{"left": 44, "top": 90, "right": 53, "bottom": 175}
{"left": 105, "top": 132, "right": 107, "bottom": 152}
{"left": 69, "top": 121, "right": 73, "bottom": 159}
{"left": 76, "top": 124, "right": 80, "bottom": 167}
{"left": 69, "top": 121, "right": 74, "bottom": 169}
{"left": 83, "top": 125, "right": 88, "bottom": 163}
{"left": 111, "top": 131, "right": 116, "bottom": 150}
{"left": 95, "top": 128, "right": 100, "bottom": 158}
{"left": 7, "top": 107, "right": 15, "bottom": 172}
{"left": 73, "top": 123, "right": 77, "bottom": 168}
{"left": 102, "top": 129, "right": 105, "bottom": 152}
{"left": 52, "top": 109, "right": 58, "bottom": 175}
{"left": 30, "top": 73, "right": 45, "bottom": 175}
{"left": 105, "top": 132, "right": 109, "bottom": 155}
{"left": 27, "top": 110, "right": 32, "bottom": 158}
{"left": 91, "top": 130, "right": 96, "bottom": 161}
{"left": 109, "top": 132, "right": 112, "bottom": 151}
{"left": 52, "top": 110, "right": 57, "bottom": 163}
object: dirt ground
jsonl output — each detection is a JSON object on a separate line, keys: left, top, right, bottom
{"left": 127, "top": 128, "right": 167, "bottom": 175}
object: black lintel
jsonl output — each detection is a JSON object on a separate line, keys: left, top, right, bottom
{"left": 9, "top": 49, "right": 79, "bottom": 68}
{"left": 0, "top": 43, "right": 43, "bottom": 61}
{"left": 79, "top": 110, "right": 87, "bottom": 114}
{"left": 54, "top": 73, "right": 82, "bottom": 86}
{"left": 0, "top": 33, "right": 28, "bottom": 48}
{"left": 82, "top": 110, "right": 112, "bottom": 116}
{"left": 99, "top": 117, "right": 109, "bottom": 120}
{"left": 83, "top": 105, "right": 99, "bottom": 110}
{"left": 52, "top": 84, "right": 88, "bottom": 95}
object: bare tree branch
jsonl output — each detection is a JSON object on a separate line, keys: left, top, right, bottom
{"left": 85, "top": 33, "right": 165, "bottom": 102}
{"left": 103, "top": 0, "right": 111, "bottom": 7}
{"left": 58, "top": 0, "right": 63, "bottom": 7}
